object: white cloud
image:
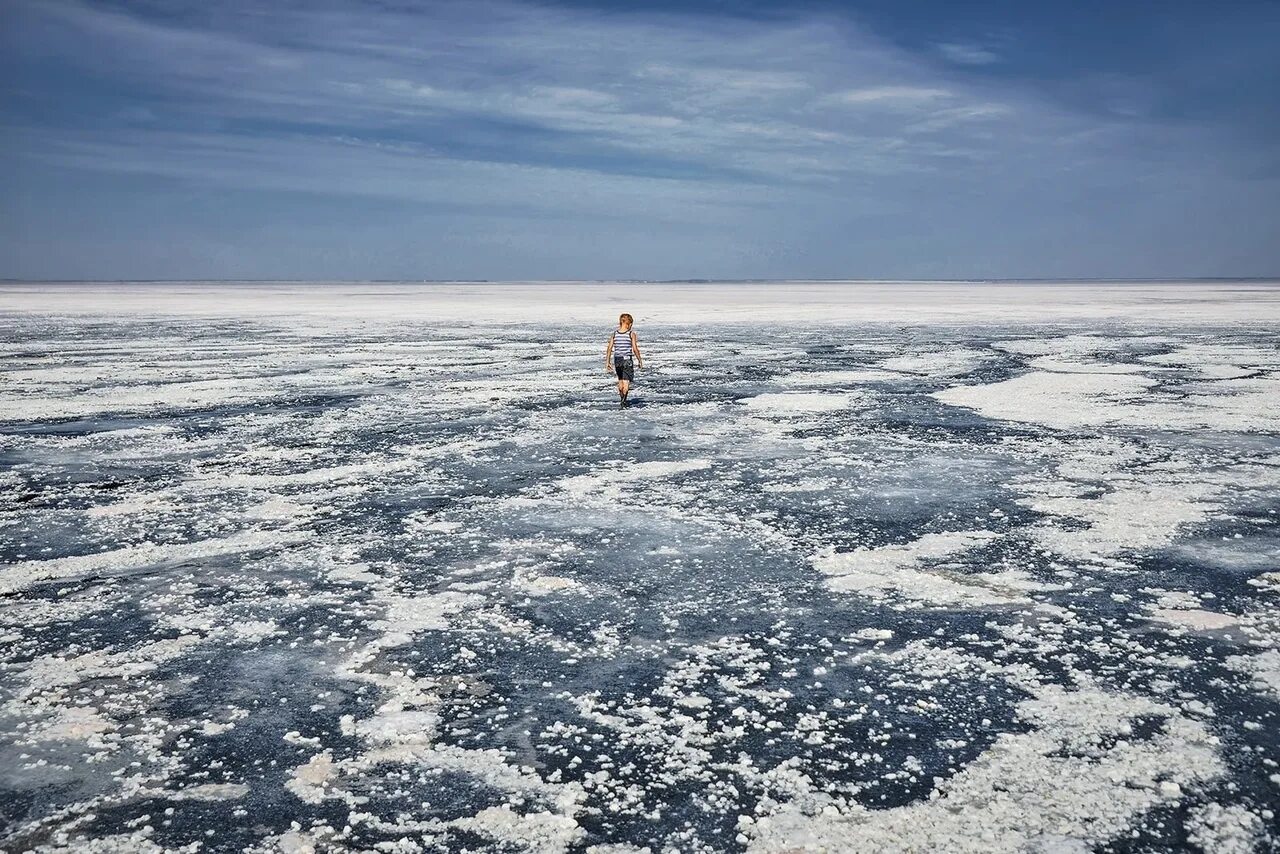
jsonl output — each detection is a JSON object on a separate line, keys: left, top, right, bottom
{"left": 16, "top": 11, "right": 917, "bottom": 196}
{"left": 4, "top": 0, "right": 1276, "bottom": 279}
{"left": 937, "top": 42, "right": 1000, "bottom": 66}
{"left": 906, "top": 103, "right": 1015, "bottom": 133}
{"left": 1, "top": 0, "right": 1181, "bottom": 257}
{"left": 528, "top": 86, "right": 618, "bottom": 107}
{"left": 8, "top": 0, "right": 1063, "bottom": 193}
{"left": 832, "top": 86, "right": 953, "bottom": 105}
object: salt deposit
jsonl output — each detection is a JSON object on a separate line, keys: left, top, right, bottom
{"left": 2, "top": 281, "right": 1277, "bottom": 852}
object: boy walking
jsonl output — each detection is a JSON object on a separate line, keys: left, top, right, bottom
{"left": 605, "top": 313, "right": 643, "bottom": 408}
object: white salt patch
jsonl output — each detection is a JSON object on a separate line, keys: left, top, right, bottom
{"left": 169, "top": 782, "right": 251, "bottom": 801}
{"left": 228, "top": 619, "right": 284, "bottom": 642}
{"left": 1186, "top": 802, "right": 1266, "bottom": 854}
{"left": 514, "top": 574, "right": 583, "bottom": 597}
{"left": 774, "top": 369, "right": 902, "bottom": 387}
{"left": 994, "top": 334, "right": 1166, "bottom": 357}
{"left": 973, "top": 569, "right": 1068, "bottom": 593}
{"left": 1226, "top": 650, "right": 1280, "bottom": 700}
{"left": 326, "top": 562, "right": 379, "bottom": 584}
{"left": 246, "top": 497, "right": 310, "bottom": 520}
{"left": 1027, "top": 356, "right": 1147, "bottom": 375}
{"left": 200, "top": 459, "right": 411, "bottom": 490}
{"left": 285, "top": 751, "right": 337, "bottom": 804}
{"left": 284, "top": 730, "right": 321, "bottom": 747}
{"left": 624, "top": 459, "right": 712, "bottom": 478}
{"left": 440, "top": 804, "right": 584, "bottom": 852}
{"left": 201, "top": 721, "right": 235, "bottom": 736}
{"left": 1, "top": 593, "right": 111, "bottom": 627}
{"left": 741, "top": 393, "right": 856, "bottom": 414}
{"left": 1194, "top": 364, "right": 1255, "bottom": 380}
{"left": 761, "top": 477, "right": 838, "bottom": 493}
{"left": 813, "top": 531, "right": 1009, "bottom": 605}
{"left": 936, "top": 369, "right": 1280, "bottom": 432}
{"left": 1148, "top": 589, "right": 1203, "bottom": 610}
{"left": 85, "top": 496, "right": 180, "bottom": 519}
{"left": 324, "top": 578, "right": 589, "bottom": 832}
{"left": 1141, "top": 342, "right": 1277, "bottom": 375}
{"left": 34, "top": 706, "right": 113, "bottom": 741}
{"left": 276, "top": 830, "right": 319, "bottom": 854}
{"left": 745, "top": 683, "right": 1222, "bottom": 853}
{"left": 1148, "top": 609, "right": 1239, "bottom": 630}
{"left": 0, "top": 373, "right": 345, "bottom": 422}
{"left": 377, "top": 592, "right": 483, "bottom": 646}
{"left": 29, "top": 831, "right": 170, "bottom": 853}
{"left": 354, "top": 709, "right": 440, "bottom": 747}
{"left": 1248, "top": 572, "right": 1280, "bottom": 594}
{"left": 556, "top": 459, "right": 710, "bottom": 499}
{"left": 17, "top": 635, "right": 205, "bottom": 694}
{"left": 1018, "top": 479, "right": 1218, "bottom": 562}
{"left": 937, "top": 371, "right": 1153, "bottom": 428}
{"left": 5, "top": 282, "right": 1279, "bottom": 326}
{"left": 880, "top": 348, "right": 988, "bottom": 377}
{"left": 1, "top": 529, "right": 314, "bottom": 595}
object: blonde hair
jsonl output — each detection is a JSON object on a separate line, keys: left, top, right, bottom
{"left": 619, "top": 313, "right": 634, "bottom": 329}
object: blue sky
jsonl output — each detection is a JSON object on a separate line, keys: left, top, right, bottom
{"left": 2, "top": 0, "right": 1278, "bottom": 280}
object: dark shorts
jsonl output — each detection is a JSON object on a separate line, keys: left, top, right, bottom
{"left": 614, "top": 356, "right": 634, "bottom": 381}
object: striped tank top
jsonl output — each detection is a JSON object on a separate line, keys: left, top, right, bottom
{"left": 613, "top": 328, "right": 634, "bottom": 359}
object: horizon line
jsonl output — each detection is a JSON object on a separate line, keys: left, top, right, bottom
{"left": 4, "top": 277, "right": 1280, "bottom": 286}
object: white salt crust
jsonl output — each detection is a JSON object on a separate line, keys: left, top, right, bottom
{"left": 1147, "top": 608, "right": 1239, "bottom": 631}
{"left": 993, "top": 334, "right": 1174, "bottom": 357}
{"left": 879, "top": 348, "right": 990, "bottom": 377}
{"left": 4, "top": 288, "right": 1279, "bottom": 852}
{"left": 268, "top": 523, "right": 589, "bottom": 852}
{"left": 744, "top": 682, "right": 1223, "bottom": 853}
{"left": 1185, "top": 802, "right": 1268, "bottom": 854}
{"left": 3, "top": 281, "right": 1277, "bottom": 325}
{"left": 741, "top": 393, "right": 858, "bottom": 414}
{"left": 375, "top": 592, "right": 485, "bottom": 647}
{"left": 555, "top": 459, "right": 712, "bottom": 500}
{"left": 1, "top": 529, "right": 314, "bottom": 595}
{"left": 1249, "top": 572, "right": 1280, "bottom": 594}
{"left": 812, "top": 531, "right": 1007, "bottom": 605}
{"left": 1020, "top": 480, "right": 1219, "bottom": 562}
{"left": 514, "top": 573, "right": 584, "bottom": 596}
{"left": 935, "top": 337, "right": 1280, "bottom": 433}
{"left": 1226, "top": 650, "right": 1280, "bottom": 700}
{"left": 774, "top": 369, "right": 904, "bottom": 387}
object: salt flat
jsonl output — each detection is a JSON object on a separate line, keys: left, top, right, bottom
{"left": 4, "top": 279, "right": 1280, "bottom": 324}
{"left": 1, "top": 282, "right": 1278, "bottom": 853}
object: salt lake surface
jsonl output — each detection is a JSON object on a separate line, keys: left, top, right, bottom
{"left": 1, "top": 282, "right": 1279, "bottom": 853}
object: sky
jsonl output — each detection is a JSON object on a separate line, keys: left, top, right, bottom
{"left": 1, "top": 0, "right": 1278, "bottom": 281}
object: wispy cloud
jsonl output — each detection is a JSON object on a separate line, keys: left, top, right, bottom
{"left": 1, "top": 0, "right": 1051, "bottom": 194}
{"left": 3, "top": 0, "right": 1275, "bottom": 279}
{"left": 936, "top": 42, "right": 1000, "bottom": 66}
{"left": 832, "top": 86, "right": 953, "bottom": 105}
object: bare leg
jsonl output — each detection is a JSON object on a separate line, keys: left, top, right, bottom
{"left": 620, "top": 379, "right": 630, "bottom": 406}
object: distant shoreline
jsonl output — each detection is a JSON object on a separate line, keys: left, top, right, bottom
{"left": 5, "top": 279, "right": 1279, "bottom": 326}
{"left": 3, "top": 277, "right": 1279, "bottom": 286}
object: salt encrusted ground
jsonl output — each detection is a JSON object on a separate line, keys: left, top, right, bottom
{"left": 1, "top": 282, "right": 1279, "bottom": 853}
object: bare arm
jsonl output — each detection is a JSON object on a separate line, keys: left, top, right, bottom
{"left": 605, "top": 336, "right": 614, "bottom": 373}
{"left": 631, "top": 331, "right": 643, "bottom": 368}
